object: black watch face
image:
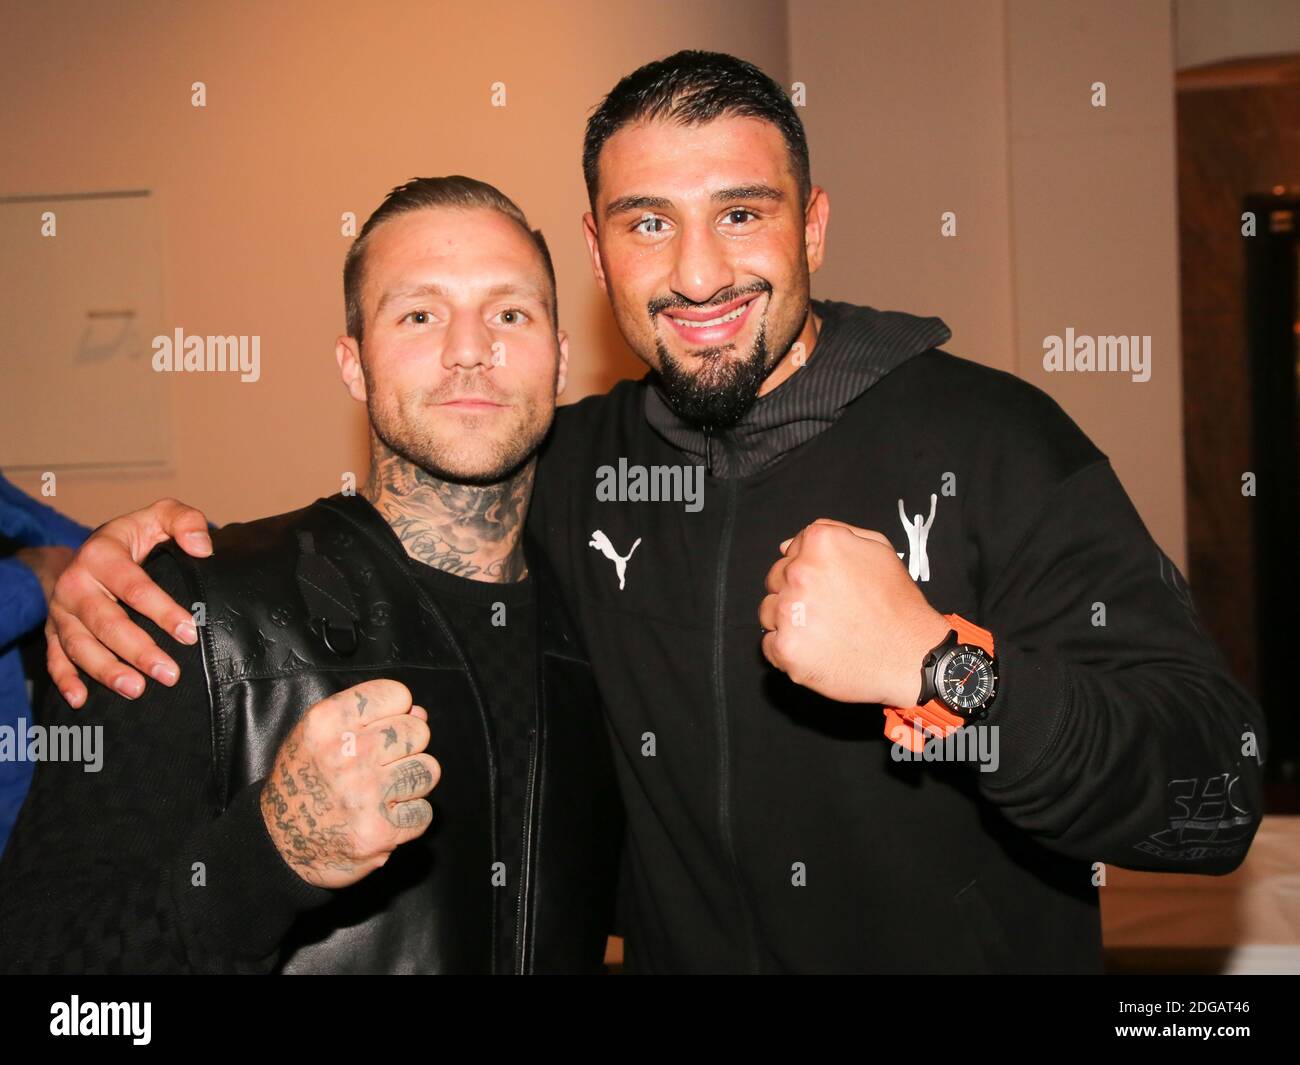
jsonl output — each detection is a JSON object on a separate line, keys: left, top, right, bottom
{"left": 937, "top": 647, "right": 996, "bottom": 714}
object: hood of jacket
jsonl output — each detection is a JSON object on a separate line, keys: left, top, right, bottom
{"left": 643, "top": 298, "right": 951, "bottom": 478}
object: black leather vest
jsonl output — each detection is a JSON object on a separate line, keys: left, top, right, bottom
{"left": 159, "top": 493, "right": 622, "bottom": 973}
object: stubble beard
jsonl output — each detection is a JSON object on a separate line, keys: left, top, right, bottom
{"left": 367, "top": 387, "right": 545, "bottom": 488}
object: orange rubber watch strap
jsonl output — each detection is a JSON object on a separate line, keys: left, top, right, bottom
{"left": 882, "top": 613, "right": 995, "bottom": 751}
{"left": 947, "top": 614, "right": 995, "bottom": 657}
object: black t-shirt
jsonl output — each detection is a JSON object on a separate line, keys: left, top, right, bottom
{"left": 404, "top": 557, "right": 537, "bottom": 975}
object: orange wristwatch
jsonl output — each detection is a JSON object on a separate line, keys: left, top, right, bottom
{"left": 882, "top": 614, "right": 997, "bottom": 753}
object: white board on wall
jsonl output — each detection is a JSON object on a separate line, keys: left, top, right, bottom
{"left": 0, "top": 190, "right": 169, "bottom": 470}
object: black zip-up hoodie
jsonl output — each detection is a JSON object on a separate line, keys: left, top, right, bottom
{"left": 529, "top": 298, "right": 1266, "bottom": 974}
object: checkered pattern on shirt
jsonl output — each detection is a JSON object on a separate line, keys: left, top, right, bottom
{"left": 433, "top": 593, "right": 538, "bottom": 973}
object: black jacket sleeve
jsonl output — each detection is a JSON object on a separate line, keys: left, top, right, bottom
{"left": 0, "top": 552, "right": 332, "bottom": 973}
{"left": 974, "top": 447, "right": 1266, "bottom": 876}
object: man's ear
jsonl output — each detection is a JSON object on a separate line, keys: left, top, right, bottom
{"left": 335, "top": 335, "right": 367, "bottom": 403}
{"left": 581, "top": 212, "right": 608, "bottom": 293}
{"left": 804, "top": 186, "right": 830, "bottom": 275}
{"left": 556, "top": 330, "right": 570, "bottom": 397}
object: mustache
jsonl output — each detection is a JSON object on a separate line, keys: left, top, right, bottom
{"left": 426, "top": 381, "right": 512, "bottom": 405}
{"left": 648, "top": 281, "right": 770, "bottom": 318}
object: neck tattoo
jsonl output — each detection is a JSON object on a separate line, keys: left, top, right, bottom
{"left": 361, "top": 439, "right": 533, "bottom": 583}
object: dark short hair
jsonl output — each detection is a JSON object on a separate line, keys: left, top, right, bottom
{"left": 582, "top": 50, "right": 811, "bottom": 211}
{"left": 343, "top": 175, "right": 557, "bottom": 341}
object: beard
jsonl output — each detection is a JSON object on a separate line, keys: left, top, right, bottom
{"left": 367, "top": 382, "right": 547, "bottom": 487}
{"left": 652, "top": 313, "right": 776, "bottom": 430}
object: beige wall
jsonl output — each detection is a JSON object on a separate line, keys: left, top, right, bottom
{"left": 1176, "top": 0, "right": 1300, "bottom": 69}
{"left": 1006, "top": 0, "right": 1185, "bottom": 561}
{"left": 789, "top": 0, "right": 1018, "bottom": 371}
{"left": 2, "top": 0, "right": 1186, "bottom": 564}
{"left": 792, "top": 0, "right": 1186, "bottom": 562}
{"left": 0, "top": 0, "right": 787, "bottom": 525}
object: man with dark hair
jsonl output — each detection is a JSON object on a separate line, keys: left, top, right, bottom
{"left": 43, "top": 51, "right": 1265, "bottom": 974}
{"left": 0, "top": 177, "right": 621, "bottom": 974}
{"left": 581, "top": 48, "right": 813, "bottom": 207}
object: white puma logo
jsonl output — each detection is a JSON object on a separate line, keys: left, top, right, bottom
{"left": 897, "top": 493, "right": 937, "bottom": 582}
{"left": 589, "top": 529, "right": 641, "bottom": 591}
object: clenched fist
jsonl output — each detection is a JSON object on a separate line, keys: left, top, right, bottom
{"left": 260, "top": 678, "right": 440, "bottom": 889}
{"left": 758, "top": 519, "right": 951, "bottom": 708}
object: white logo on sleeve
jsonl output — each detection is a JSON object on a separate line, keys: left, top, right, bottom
{"left": 589, "top": 529, "right": 641, "bottom": 591}
{"left": 897, "top": 493, "right": 937, "bottom": 582}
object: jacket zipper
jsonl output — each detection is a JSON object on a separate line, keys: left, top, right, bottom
{"left": 513, "top": 725, "right": 539, "bottom": 974}
{"left": 514, "top": 594, "right": 546, "bottom": 975}
{"left": 712, "top": 435, "right": 761, "bottom": 973}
